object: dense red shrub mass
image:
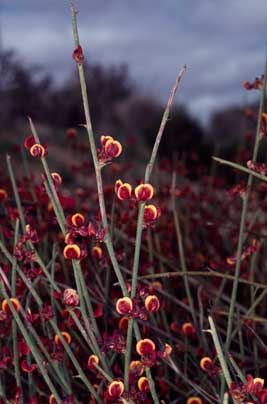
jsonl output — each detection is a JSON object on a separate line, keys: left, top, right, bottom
{"left": 0, "top": 32, "right": 267, "bottom": 403}
{"left": 0, "top": 113, "right": 267, "bottom": 403}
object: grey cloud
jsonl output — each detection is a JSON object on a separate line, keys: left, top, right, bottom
{"left": 1, "top": 0, "right": 266, "bottom": 123}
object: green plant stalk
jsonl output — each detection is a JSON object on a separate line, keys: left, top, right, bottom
{"left": 0, "top": 242, "right": 80, "bottom": 395}
{"left": 230, "top": 288, "right": 267, "bottom": 342}
{"left": 130, "top": 67, "right": 186, "bottom": 303}
{"left": 70, "top": 4, "right": 127, "bottom": 296}
{"left": 144, "top": 66, "right": 186, "bottom": 182}
{"left": 154, "top": 234, "right": 171, "bottom": 337}
{"left": 145, "top": 368, "right": 160, "bottom": 404}
{"left": 74, "top": 261, "right": 100, "bottom": 337}
{"left": 72, "top": 261, "right": 111, "bottom": 376}
{"left": 94, "top": 364, "right": 113, "bottom": 383}
{"left": 71, "top": 262, "right": 101, "bottom": 347}
{"left": 70, "top": 6, "right": 185, "bottom": 402}
{"left": 6, "top": 155, "right": 62, "bottom": 292}
{"left": 223, "top": 393, "right": 229, "bottom": 404}
{"left": 11, "top": 220, "right": 22, "bottom": 393}
{"left": 137, "top": 270, "right": 267, "bottom": 289}
{"left": 6, "top": 155, "right": 26, "bottom": 230}
{"left": 29, "top": 240, "right": 61, "bottom": 292}
{"left": 20, "top": 147, "right": 42, "bottom": 226}
{"left": 171, "top": 171, "right": 197, "bottom": 325}
{"left": 25, "top": 121, "right": 106, "bottom": 364}
{"left": 124, "top": 66, "right": 186, "bottom": 393}
{"left": 0, "top": 162, "right": 107, "bottom": 376}
{"left": 227, "top": 354, "right": 246, "bottom": 384}
{"left": 147, "top": 228, "right": 154, "bottom": 267}
{"left": 50, "top": 244, "right": 57, "bottom": 318}
{"left": 43, "top": 181, "right": 66, "bottom": 235}
{"left": 133, "top": 323, "right": 160, "bottom": 404}
{"left": 208, "top": 317, "right": 233, "bottom": 392}
{"left": 0, "top": 285, "right": 62, "bottom": 403}
{"left": 213, "top": 156, "right": 267, "bottom": 183}
{"left": 225, "top": 56, "right": 267, "bottom": 351}
{"left": 167, "top": 357, "right": 216, "bottom": 404}
{"left": 104, "top": 264, "right": 111, "bottom": 332}
{"left": 49, "top": 321, "right": 103, "bottom": 404}
{"left": 124, "top": 317, "right": 134, "bottom": 390}
{"left": 28, "top": 117, "right": 66, "bottom": 228}
{"left": 3, "top": 254, "right": 100, "bottom": 399}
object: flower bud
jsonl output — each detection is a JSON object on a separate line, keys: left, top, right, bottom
{"left": 71, "top": 213, "right": 85, "bottom": 227}
{"left": 87, "top": 354, "right": 99, "bottom": 369}
{"left": 137, "top": 377, "right": 150, "bottom": 392}
{"left": 72, "top": 45, "right": 84, "bottom": 64}
{"left": 104, "top": 139, "right": 122, "bottom": 158}
{"left": 144, "top": 204, "right": 159, "bottom": 222}
{"left": 24, "top": 135, "right": 35, "bottom": 150}
{"left": 129, "top": 360, "right": 144, "bottom": 376}
{"left": 54, "top": 331, "right": 71, "bottom": 347}
{"left": 92, "top": 246, "right": 103, "bottom": 259}
{"left": 134, "top": 184, "right": 154, "bottom": 201}
{"left": 63, "top": 244, "right": 81, "bottom": 260}
{"left": 200, "top": 357, "right": 213, "bottom": 371}
{"left": 136, "top": 338, "right": 155, "bottom": 356}
{"left": 144, "top": 295, "right": 160, "bottom": 312}
{"left": 115, "top": 180, "right": 132, "bottom": 200}
{"left": 118, "top": 316, "right": 128, "bottom": 331}
{"left": 253, "top": 377, "right": 264, "bottom": 389}
{"left": 63, "top": 288, "right": 79, "bottom": 307}
{"left": 116, "top": 297, "right": 133, "bottom": 315}
{"left": 49, "top": 394, "right": 56, "bottom": 404}
{"left": 100, "top": 135, "right": 113, "bottom": 146}
{"left": 51, "top": 172, "right": 62, "bottom": 186}
{"left": 108, "top": 381, "right": 124, "bottom": 398}
{"left": 1, "top": 298, "right": 20, "bottom": 314}
{"left": 182, "top": 322, "right": 196, "bottom": 336}
{"left": 0, "top": 189, "right": 7, "bottom": 201}
{"left": 30, "top": 143, "right": 46, "bottom": 158}
{"left": 187, "top": 397, "right": 203, "bottom": 404}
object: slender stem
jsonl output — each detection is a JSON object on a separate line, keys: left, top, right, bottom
{"left": 208, "top": 317, "right": 233, "bottom": 392}
{"left": 137, "top": 270, "right": 267, "bottom": 289}
{"left": 28, "top": 117, "right": 66, "bottom": 228}
{"left": 213, "top": 156, "right": 267, "bottom": 183}
{"left": 171, "top": 171, "right": 197, "bottom": 325}
{"left": 124, "top": 66, "right": 186, "bottom": 395}
{"left": 225, "top": 55, "right": 267, "bottom": 351}
{"left": 6, "top": 155, "right": 26, "bottom": 230}
{"left": 144, "top": 66, "right": 186, "bottom": 182}
{"left": 0, "top": 285, "right": 62, "bottom": 404}
{"left": 11, "top": 220, "right": 22, "bottom": 394}
{"left": 94, "top": 364, "right": 113, "bottom": 383}
{"left": 70, "top": 4, "right": 127, "bottom": 296}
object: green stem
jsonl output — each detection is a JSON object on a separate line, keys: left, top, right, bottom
{"left": 70, "top": 4, "right": 127, "bottom": 296}
{"left": 6, "top": 155, "right": 26, "bottom": 230}
{"left": 225, "top": 55, "right": 267, "bottom": 351}
{"left": 0, "top": 285, "right": 62, "bottom": 404}
{"left": 11, "top": 220, "right": 22, "bottom": 393}
{"left": 171, "top": 171, "right": 197, "bottom": 325}
{"left": 208, "top": 316, "right": 233, "bottom": 391}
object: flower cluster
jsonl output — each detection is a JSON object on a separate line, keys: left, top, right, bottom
{"left": 63, "top": 213, "right": 106, "bottom": 261}
{"left": 98, "top": 135, "right": 122, "bottom": 164}
{"left": 116, "top": 292, "right": 160, "bottom": 320}
{"left": 230, "top": 375, "right": 266, "bottom": 403}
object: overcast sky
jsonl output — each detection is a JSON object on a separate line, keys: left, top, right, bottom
{"left": 1, "top": 0, "right": 266, "bottom": 123}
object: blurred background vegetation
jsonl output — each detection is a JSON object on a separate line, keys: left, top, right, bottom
{"left": 0, "top": 48, "right": 262, "bottom": 179}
